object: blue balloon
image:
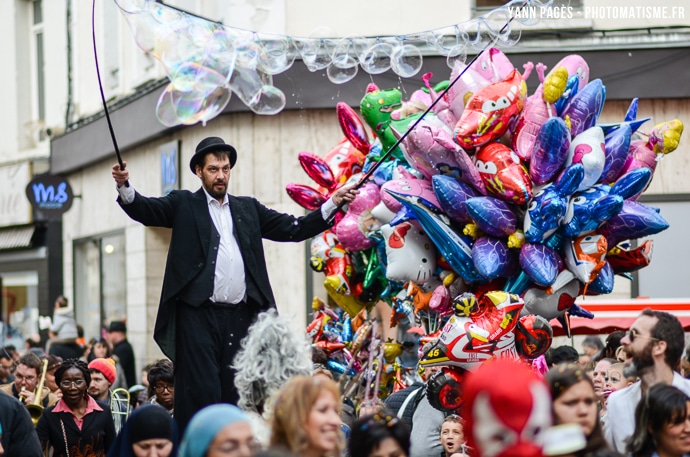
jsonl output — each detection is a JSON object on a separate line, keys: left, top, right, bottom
{"left": 472, "top": 237, "right": 518, "bottom": 280}
{"left": 519, "top": 243, "right": 561, "bottom": 287}
{"left": 600, "top": 201, "right": 669, "bottom": 246}
{"left": 524, "top": 164, "right": 584, "bottom": 242}
{"left": 466, "top": 197, "right": 518, "bottom": 239}
{"left": 432, "top": 174, "right": 478, "bottom": 224}
{"left": 561, "top": 79, "right": 606, "bottom": 137}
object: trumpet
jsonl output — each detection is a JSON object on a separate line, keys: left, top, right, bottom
{"left": 22, "top": 358, "right": 48, "bottom": 427}
{"left": 110, "top": 387, "right": 130, "bottom": 434}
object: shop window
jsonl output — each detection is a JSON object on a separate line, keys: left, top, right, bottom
{"left": 0, "top": 271, "right": 39, "bottom": 348}
{"left": 73, "top": 233, "right": 126, "bottom": 341}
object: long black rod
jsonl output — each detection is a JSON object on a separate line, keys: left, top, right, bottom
{"left": 92, "top": 0, "right": 129, "bottom": 186}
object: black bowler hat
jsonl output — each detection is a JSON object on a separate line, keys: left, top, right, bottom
{"left": 108, "top": 321, "right": 127, "bottom": 333}
{"left": 189, "top": 137, "right": 238, "bottom": 173}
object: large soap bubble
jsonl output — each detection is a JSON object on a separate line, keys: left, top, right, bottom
{"left": 359, "top": 42, "right": 393, "bottom": 74}
{"left": 391, "top": 44, "right": 423, "bottom": 78}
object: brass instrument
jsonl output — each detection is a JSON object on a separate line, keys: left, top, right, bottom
{"left": 24, "top": 358, "right": 48, "bottom": 427}
{"left": 110, "top": 387, "right": 131, "bottom": 434}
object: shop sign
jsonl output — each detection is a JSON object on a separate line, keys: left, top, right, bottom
{"left": 25, "top": 174, "right": 74, "bottom": 217}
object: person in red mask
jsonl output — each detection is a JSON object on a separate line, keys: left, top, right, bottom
{"left": 462, "top": 359, "right": 552, "bottom": 457}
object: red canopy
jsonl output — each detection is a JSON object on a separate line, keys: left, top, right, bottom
{"left": 550, "top": 298, "right": 690, "bottom": 336}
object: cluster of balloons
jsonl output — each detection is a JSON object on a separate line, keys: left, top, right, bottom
{"left": 291, "top": 47, "right": 683, "bottom": 409}
{"left": 306, "top": 298, "right": 409, "bottom": 401}
{"left": 113, "top": 0, "right": 553, "bottom": 126}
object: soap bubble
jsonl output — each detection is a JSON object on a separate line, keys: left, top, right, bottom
{"left": 257, "top": 35, "right": 297, "bottom": 75}
{"left": 359, "top": 42, "right": 393, "bottom": 74}
{"left": 156, "top": 81, "right": 231, "bottom": 127}
{"left": 248, "top": 85, "right": 286, "bottom": 115}
{"left": 113, "top": 0, "right": 148, "bottom": 15}
{"left": 295, "top": 37, "right": 336, "bottom": 72}
{"left": 446, "top": 44, "right": 468, "bottom": 69}
{"left": 391, "top": 44, "right": 423, "bottom": 78}
{"left": 229, "top": 67, "right": 271, "bottom": 106}
{"left": 327, "top": 55, "right": 359, "bottom": 84}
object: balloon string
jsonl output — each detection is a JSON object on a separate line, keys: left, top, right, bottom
{"left": 92, "top": 0, "right": 129, "bottom": 187}
{"left": 326, "top": 3, "right": 524, "bottom": 224}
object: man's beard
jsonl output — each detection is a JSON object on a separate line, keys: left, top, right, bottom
{"left": 623, "top": 342, "right": 655, "bottom": 378}
{"left": 205, "top": 181, "right": 227, "bottom": 200}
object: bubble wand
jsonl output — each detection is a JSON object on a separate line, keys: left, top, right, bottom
{"left": 92, "top": 0, "right": 129, "bottom": 187}
{"left": 326, "top": 3, "right": 526, "bottom": 223}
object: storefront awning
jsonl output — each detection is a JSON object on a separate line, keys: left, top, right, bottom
{"left": 0, "top": 225, "right": 35, "bottom": 250}
{"left": 551, "top": 298, "right": 690, "bottom": 336}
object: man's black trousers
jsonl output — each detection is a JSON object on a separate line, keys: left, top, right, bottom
{"left": 174, "top": 300, "right": 256, "bottom": 434}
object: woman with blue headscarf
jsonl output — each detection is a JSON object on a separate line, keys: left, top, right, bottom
{"left": 179, "top": 404, "right": 260, "bottom": 457}
{"left": 107, "top": 404, "right": 178, "bottom": 457}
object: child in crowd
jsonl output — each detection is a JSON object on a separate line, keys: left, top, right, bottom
{"left": 440, "top": 415, "right": 470, "bottom": 457}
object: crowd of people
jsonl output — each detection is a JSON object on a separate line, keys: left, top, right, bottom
{"left": 1, "top": 307, "right": 690, "bottom": 457}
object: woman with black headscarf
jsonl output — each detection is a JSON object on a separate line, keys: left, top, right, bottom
{"left": 107, "top": 404, "right": 179, "bottom": 457}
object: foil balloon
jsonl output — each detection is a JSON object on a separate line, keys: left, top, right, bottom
{"left": 432, "top": 175, "right": 479, "bottom": 224}
{"left": 562, "top": 187, "right": 623, "bottom": 238}
{"left": 310, "top": 231, "right": 354, "bottom": 295}
{"left": 550, "top": 54, "right": 590, "bottom": 92}
{"left": 524, "top": 164, "right": 584, "bottom": 243}
{"left": 514, "top": 314, "right": 553, "bottom": 359}
{"left": 609, "top": 167, "right": 652, "bottom": 201}
{"left": 377, "top": 174, "right": 439, "bottom": 216}
{"left": 599, "top": 201, "right": 669, "bottom": 246}
{"left": 334, "top": 180, "right": 381, "bottom": 251}
{"left": 454, "top": 69, "right": 527, "bottom": 149}
{"left": 465, "top": 196, "right": 519, "bottom": 239}
{"left": 600, "top": 123, "right": 632, "bottom": 184}
{"left": 395, "top": 120, "right": 483, "bottom": 193}
{"left": 475, "top": 143, "right": 532, "bottom": 205}
{"left": 606, "top": 239, "right": 653, "bottom": 274}
{"left": 585, "top": 260, "right": 614, "bottom": 295}
{"left": 522, "top": 278, "right": 580, "bottom": 321}
{"left": 286, "top": 139, "right": 365, "bottom": 210}
{"left": 552, "top": 73, "right": 580, "bottom": 115}
{"left": 617, "top": 119, "right": 684, "bottom": 179}
{"left": 462, "top": 359, "right": 552, "bottom": 457}
{"left": 285, "top": 183, "right": 328, "bottom": 211}
{"left": 336, "top": 102, "right": 370, "bottom": 154}
{"left": 560, "top": 79, "right": 606, "bottom": 138}
{"left": 446, "top": 48, "right": 516, "bottom": 122}
{"left": 529, "top": 116, "right": 571, "bottom": 185}
{"left": 381, "top": 222, "right": 437, "bottom": 284}
{"left": 361, "top": 84, "right": 447, "bottom": 162}
{"left": 565, "top": 126, "right": 606, "bottom": 191}
{"left": 419, "top": 291, "right": 524, "bottom": 371}
{"left": 563, "top": 233, "right": 608, "bottom": 286}
{"left": 512, "top": 63, "right": 549, "bottom": 162}
{"left": 387, "top": 190, "right": 481, "bottom": 283}
{"left": 519, "top": 243, "right": 561, "bottom": 287}
{"left": 542, "top": 66, "right": 569, "bottom": 105}
{"left": 472, "top": 237, "right": 518, "bottom": 280}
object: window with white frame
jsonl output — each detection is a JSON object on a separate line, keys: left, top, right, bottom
{"left": 31, "top": 0, "right": 46, "bottom": 140}
{"left": 73, "top": 233, "right": 126, "bottom": 342}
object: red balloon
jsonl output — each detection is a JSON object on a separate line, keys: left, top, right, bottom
{"left": 454, "top": 69, "right": 526, "bottom": 149}
{"left": 475, "top": 143, "right": 532, "bottom": 205}
{"left": 337, "top": 102, "right": 370, "bottom": 154}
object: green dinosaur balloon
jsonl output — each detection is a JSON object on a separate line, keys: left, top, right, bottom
{"left": 360, "top": 85, "right": 425, "bottom": 163}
